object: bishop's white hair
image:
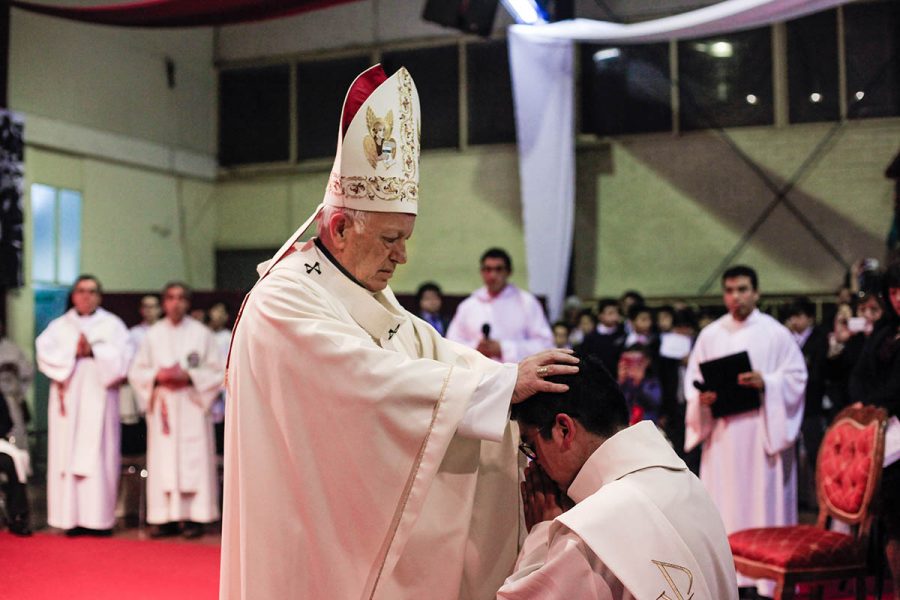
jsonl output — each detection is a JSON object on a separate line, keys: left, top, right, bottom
{"left": 316, "top": 204, "right": 369, "bottom": 235}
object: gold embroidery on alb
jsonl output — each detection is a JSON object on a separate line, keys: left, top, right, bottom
{"left": 651, "top": 560, "right": 695, "bottom": 600}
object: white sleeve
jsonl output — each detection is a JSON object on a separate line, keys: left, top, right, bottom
{"left": 499, "top": 293, "right": 554, "bottom": 363}
{"left": 457, "top": 362, "right": 516, "bottom": 442}
{"left": 683, "top": 331, "right": 714, "bottom": 452}
{"left": 759, "top": 329, "right": 808, "bottom": 454}
{"left": 127, "top": 335, "right": 157, "bottom": 413}
{"left": 497, "top": 522, "right": 613, "bottom": 599}
{"left": 88, "top": 318, "right": 131, "bottom": 388}
{"left": 446, "top": 300, "right": 479, "bottom": 350}
{"left": 35, "top": 320, "right": 76, "bottom": 383}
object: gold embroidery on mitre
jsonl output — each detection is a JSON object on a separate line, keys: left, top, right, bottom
{"left": 330, "top": 69, "right": 420, "bottom": 205}
{"left": 398, "top": 69, "right": 418, "bottom": 182}
{"left": 329, "top": 172, "right": 418, "bottom": 203}
{"left": 363, "top": 107, "right": 396, "bottom": 169}
{"left": 651, "top": 560, "right": 694, "bottom": 600}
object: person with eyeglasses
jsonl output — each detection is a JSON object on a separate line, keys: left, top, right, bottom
{"left": 36, "top": 274, "right": 130, "bottom": 537}
{"left": 447, "top": 247, "right": 554, "bottom": 362}
{"left": 499, "top": 355, "right": 738, "bottom": 600}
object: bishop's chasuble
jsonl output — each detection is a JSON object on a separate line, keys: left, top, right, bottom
{"left": 684, "top": 309, "right": 807, "bottom": 595}
{"left": 220, "top": 239, "right": 522, "bottom": 600}
{"left": 36, "top": 307, "right": 130, "bottom": 530}
{"left": 128, "top": 317, "right": 224, "bottom": 525}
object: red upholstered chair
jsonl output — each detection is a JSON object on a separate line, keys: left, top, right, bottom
{"left": 729, "top": 405, "right": 888, "bottom": 600}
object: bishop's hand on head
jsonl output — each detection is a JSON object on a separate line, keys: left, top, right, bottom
{"left": 512, "top": 349, "right": 580, "bottom": 405}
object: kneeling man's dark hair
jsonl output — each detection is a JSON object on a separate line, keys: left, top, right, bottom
{"left": 511, "top": 354, "right": 629, "bottom": 440}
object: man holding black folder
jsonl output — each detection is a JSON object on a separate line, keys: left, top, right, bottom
{"left": 684, "top": 265, "right": 807, "bottom": 598}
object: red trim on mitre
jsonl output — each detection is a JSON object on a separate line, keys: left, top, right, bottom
{"left": 341, "top": 64, "right": 388, "bottom": 138}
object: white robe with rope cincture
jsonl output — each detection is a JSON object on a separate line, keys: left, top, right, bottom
{"left": 684, "top": 309, "right": 807, "bottom": 595}
{"left": 128, "top": 317, "right": 223, "bottom": 524}
{"left": 220, "top": 239, "right": 523, "bottom": 600}
{"left": 498, "top": 422, "right": 737, "bottom": 600}
{"left": 447, "top": 284, "right": 554, "bottom": 363}
{"left": 36, "top": 307, "right": 130, "bottom": 530}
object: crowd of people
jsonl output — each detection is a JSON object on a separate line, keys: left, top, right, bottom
{"left": 412, "top": 252, "right": 900, "bottom": 598}
{"left": 1, "top": 62, "right": 897, "bottom": 600}
{"left": 0, "top": 279, "right": 232, "bottom": 540}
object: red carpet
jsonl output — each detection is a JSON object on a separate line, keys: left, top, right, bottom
{"left": 0, "top": 530, "right": 892, "bottom": 599}
{"left": 0, "top": 531, "right": 219, "bottom": 599}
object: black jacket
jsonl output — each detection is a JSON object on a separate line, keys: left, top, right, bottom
{"left": 801, "top": 326, "right": 829, "bottom": 418}
{"left": 849, "top": 319, "right": 900, "bottom": 417}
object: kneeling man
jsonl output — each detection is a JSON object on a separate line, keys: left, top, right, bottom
{"left": 499, "top": 356, "right": 738, "bottom": 599}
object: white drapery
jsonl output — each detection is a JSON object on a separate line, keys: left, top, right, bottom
{"left": 508, "top": 0, "right": 850, "bottom": 319}
{"left": 509, "top": 33, "right": 574, "bottom": 323}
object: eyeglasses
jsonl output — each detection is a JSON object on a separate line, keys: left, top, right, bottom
{"left": 518, "top": 440, "right": 538, "bottom": 461}
{"left": 518, "top": 426, "right": 550, "bottom": 461}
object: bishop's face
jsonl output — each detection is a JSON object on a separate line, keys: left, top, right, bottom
{"left": 342, "top": 212, "right": 415, "bottom": 292}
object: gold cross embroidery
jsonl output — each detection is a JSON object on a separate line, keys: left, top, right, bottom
{"left": 652, "top": 560, "right": 694, "bottom": 600}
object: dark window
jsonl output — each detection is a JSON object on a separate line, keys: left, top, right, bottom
{"left": 678, "top": 27, "right": 774, "bottom": 130}
{"left": 382, "top": 46, "right": 459, "bottom": 149}
{"left": 297, "top": 56, "right": 373, "bottom": 160}
{"left": 787, "top": 10, "right": 839, "bottom": 123}
{"left": 844, "top": 0, "right": 900, "bottom": 119}
{"left": 219, "top": 65, "right": 291, "bottom": 166}
{"left": 467, "top": 39, "right": 516, "bottom": 144}
{"left": 581, "top": 43, "right": 671, "bottom": 136}
{"left": 216, "top": 249, "right": 278, "bottom": 292}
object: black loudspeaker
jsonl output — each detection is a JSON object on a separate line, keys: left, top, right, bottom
{"left": 422, "top": 0, "right": 499, "bottom": 37}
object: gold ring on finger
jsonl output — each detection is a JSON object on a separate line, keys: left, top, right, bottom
{"left": 536, "top": 366, "right": 550, "bottom": 377}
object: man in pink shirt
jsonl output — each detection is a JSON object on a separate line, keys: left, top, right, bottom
{"left": 447, "top": 247, "right": 554, "bottom": 362}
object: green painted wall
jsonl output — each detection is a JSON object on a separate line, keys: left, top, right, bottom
{"left": 216, "top": 145, "right": 532, "bottom": 295}
{"left": 8, "top": 148, "right": 217, "bottom": 363}
{"left": 10, "top": 9, "right": 214, "bottom": 154}
{"left": 573, "top": 119, "right": 898, "bottom": 298}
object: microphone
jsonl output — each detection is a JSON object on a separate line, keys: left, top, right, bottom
{"left": 481, "top": 323, "right": 491, "bottom": 340}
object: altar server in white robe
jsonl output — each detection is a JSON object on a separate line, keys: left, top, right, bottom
{"left": 499, "top": 355, "right": 737, "bottom": 599}
{"left": 684, "top": 265, "right": 807, "bottom": 596}
{"left": 36, "top": 274, "right": 130, "bottom": 535}
{"left": 120, "top": 294, "right": 162, "bottom": 426}
{"left": 129, "top": 282, "right": 223, "bottom": 539}
{"left": 220, "top": 64, "right": 579, "bottom": 600}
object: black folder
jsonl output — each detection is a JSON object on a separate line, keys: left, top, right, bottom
{"left": 698, "top": 351, "right": 761, "bottom": 418}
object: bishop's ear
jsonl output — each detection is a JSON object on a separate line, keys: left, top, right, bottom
{"left": 329, "top": 213, "right": 351, "bottom": 248}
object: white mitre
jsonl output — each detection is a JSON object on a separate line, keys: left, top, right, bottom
{"left": 326, "top": 64, "right": 420, "bottom": 213}
{"left": 257, "top": 64, "right": 421, "bottom": 279}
